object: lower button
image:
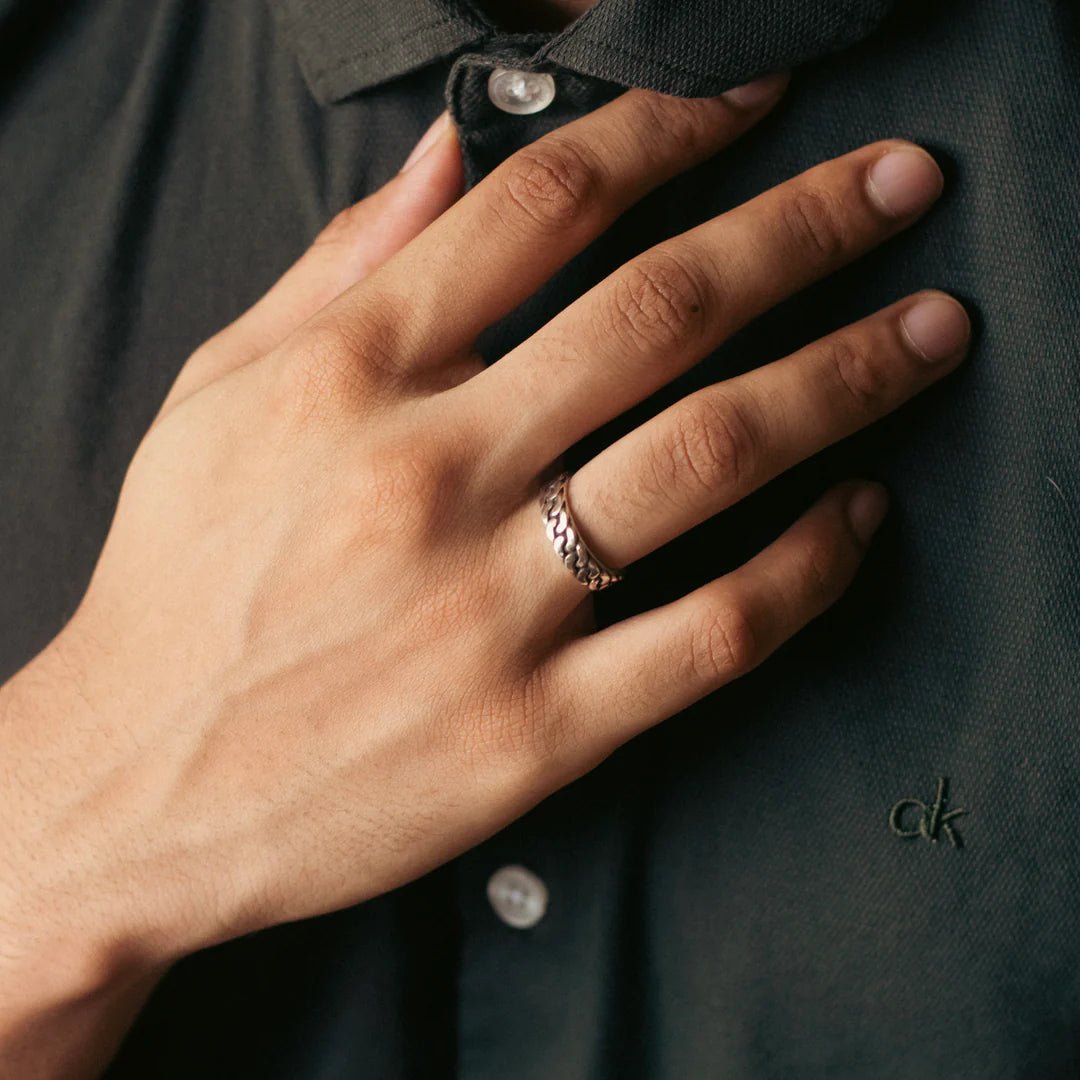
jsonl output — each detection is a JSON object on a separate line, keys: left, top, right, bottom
{"left": 487, "top": 864, "right": 548, "bottom": 929}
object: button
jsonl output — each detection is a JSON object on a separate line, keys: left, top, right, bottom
{"left": 487, "top": 68, "right": 556, "bottom": 115}
{"left": 487, "top": 864, "right": 548, "bottom": 928}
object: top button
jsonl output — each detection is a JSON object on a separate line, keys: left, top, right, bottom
{"left": 487, "top": 864, "right": 548, "bottom": 928}
{"left": 487, "top": 68, "right": 556, "bottom": 115}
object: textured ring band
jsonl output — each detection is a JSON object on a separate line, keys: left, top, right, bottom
{"left": 539, "top": 471, "right": 625, "bottom": 592}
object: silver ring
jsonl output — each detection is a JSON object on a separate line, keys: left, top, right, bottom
{"left": 539, "top": 471, "right": 625, "bottom": 592}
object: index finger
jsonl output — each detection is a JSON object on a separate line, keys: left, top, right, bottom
{"left": 294, "top": 74, "right": 790, "bottom": 375}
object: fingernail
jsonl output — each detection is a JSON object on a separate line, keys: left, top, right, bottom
{"left": 848, "top": 482, "right": 889, "bottom": 543}
{"left": 900, "top": 294, "right": 971, "bottom": 363}
{"left": 402, "top": 112, "right": 452, "bottom": 172}
{"left": 722, "top": 71, "right": 791, "bottom": 109}
{"left": 866, "top": 146, "right": 944, "bottom": 217}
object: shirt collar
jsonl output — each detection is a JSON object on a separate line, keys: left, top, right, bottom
{"left": 271, "top": 0, "right": 898, "bottom": 106}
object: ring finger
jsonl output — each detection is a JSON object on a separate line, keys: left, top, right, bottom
{"left": 542, "top": 289, "right": 969, "bottom": 594}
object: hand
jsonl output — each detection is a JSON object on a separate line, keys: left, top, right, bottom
{"left": 0, "top": 106, "right": 466, "bottom": 1075}
{"left": 1, "top": 76, "right": 968, "bottom": 1028}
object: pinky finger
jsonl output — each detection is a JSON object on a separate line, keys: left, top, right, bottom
{"left": 547, "top": 479, "right": 889, "bottom": 758}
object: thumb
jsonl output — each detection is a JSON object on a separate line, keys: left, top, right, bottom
{"left": 160, "top": 112, "right": 462, "bottom": 415}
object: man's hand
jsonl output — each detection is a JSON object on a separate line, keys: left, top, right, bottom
{"left": 0, "top": 74, "right": 970, "bottom": 1076}
{"left": 0, "top": 107, "right": 464, "bottom": 1078}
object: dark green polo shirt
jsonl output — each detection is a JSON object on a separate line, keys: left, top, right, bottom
{"left": 1, "top": 0, "right": 1077, "bottom": 1076}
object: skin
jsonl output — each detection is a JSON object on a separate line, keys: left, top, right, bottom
{"left": 0, "top": 75, "right": 971, "bottom": 1077}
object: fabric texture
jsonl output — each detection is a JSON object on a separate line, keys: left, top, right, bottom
{"left": 271, "top": 0, "right": 901, "bottom": 104}
{"left": 0, "top": 0, "right": 1077, "bottom": 1076}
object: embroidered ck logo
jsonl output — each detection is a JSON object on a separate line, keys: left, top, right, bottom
{"left": 888, "top": 776, "right": 969, "bottom": 849}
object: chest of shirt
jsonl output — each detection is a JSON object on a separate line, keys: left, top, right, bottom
{"left": 1, "top": 1, "right": 1077, "bottom": 1076}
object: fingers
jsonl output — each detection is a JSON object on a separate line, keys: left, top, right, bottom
{"left": 282, "top": 78, "right": 790, "bottom": 387}
{"left": 561, "top": 291, "right": 969, "bottom": 571}
{"left": 469, "top": 140, "right": 946, "bottom": 477}
{"left": 157, "top": 112, "right": 463, "bottom": 416}
{"left": 541, "top": 480, "right": 889, "bottom": 761}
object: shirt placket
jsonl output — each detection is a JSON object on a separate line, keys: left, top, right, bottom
{"left": 442, "top": 40, "right": 642, "bottom": 1080}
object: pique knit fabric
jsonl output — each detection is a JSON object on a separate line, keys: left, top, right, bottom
{"left": 0, "top": 0, "right": 1077, "bottom": 1076}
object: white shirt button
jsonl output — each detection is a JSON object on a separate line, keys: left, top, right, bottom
{"left": 487, "top": 68, "right": 556, "bottom": 115}
{"left": 487, "top": 864, "right": 548, "bottom": 928}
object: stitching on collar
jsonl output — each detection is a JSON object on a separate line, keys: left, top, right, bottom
{"left": 309, "top": 13, "right": 467, "bottom": 82}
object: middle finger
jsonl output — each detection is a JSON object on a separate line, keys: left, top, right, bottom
{"left": 467, "top": 139, "right": 945, "bottom": 479}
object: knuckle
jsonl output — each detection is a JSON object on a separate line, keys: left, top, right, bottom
{"left": 273, "top": 301, "right": 405, "bottom": 421}
{"left": 828, "top": 334, "right": 892, "bottom": 412}
{"left": 663, "top": 389, "right": 758, "bottom": 499}
{"left": 276, "top": 328, "right": 366, "bottom": 424}
{"left": 353, "top": 428, "right": 466, "bottom": 541}
{"left": 780, "top": 186, "right": 851, "bottom": 265}
{"left": 689, "top": 602, "right": 760, "bottom": 684}
{"left": 329, "top": 295, "right": 411, "bottom": 381}
{"left": 498, "top": 139, "right": 601, "bottom": 233}
{"left": 609, "top": 247, "right": 710, "bottom": 352}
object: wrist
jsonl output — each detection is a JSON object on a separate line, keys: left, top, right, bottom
{"left": 0, "top": 913, "right": 160, "bottom": 1026}
{"left": 0, "top": 913, "right": 166, "bottom": 1080}
{"left": 0, "top": 806, "right": 166, "bottom": 1077}
{"left": 0, "top": 636, "right": 178, "bottom": 1019}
